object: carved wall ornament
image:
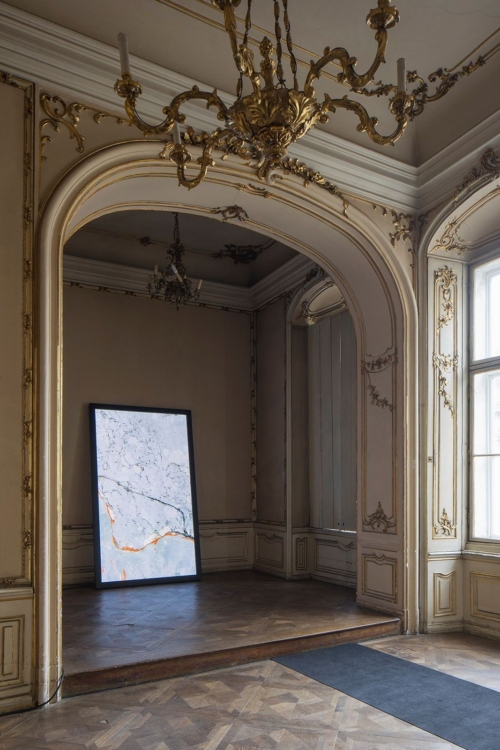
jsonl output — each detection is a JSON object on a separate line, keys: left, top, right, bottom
{"left": 454, "top": 147, "right": 500, "bottom": 202}
{"left": 236, "top": 183, "right": 271, "bottom": 198}
{"left": 212, "top": 205, "right": 249, "bottom": 222}
{"left": 434, "top": 508, "right": 456, "bottom": 537}
{"left": 435, "top": 266, "right": 457, "bottom": 330}
{"left": 433, "top": 354, "right": 458, "bottom": 417}
{"left": 362, "top": 349, "right": 397, "bottom": 412}
{"left": 389, "top": 211, "right": 415, "bottom": 253}
{"left": 23, "top": 475, "right": 32, "bottom": 496}
{"left": 22, "top": 530, "right": 32, "bottom": 549}
{"left": 23, "top": 368, "right": 32, "bottom": 390}
{"left": 432, "top": 218, "right": 470, "bottom": 256}
{"left": 39, "top": 92, "right": 130, "bottom": 161}
{"left": 364, "top": 501, "right": 396, "bottom": 532}
{"left": 0, "top": 578, "right": 16, "bottom": 588}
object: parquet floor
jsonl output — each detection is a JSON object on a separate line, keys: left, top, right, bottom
{"left": 62, "top": 572, "right": 397, "bottom": 675}
{"left": 6, "top": 635, "right": 500, "bottom": 749}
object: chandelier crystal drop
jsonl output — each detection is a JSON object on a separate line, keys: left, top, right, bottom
{"left": 147, "top": 213, "right": 202, "bottom": 309}
{"left": 115, "top": 0, "right": 487, "bottom": 189}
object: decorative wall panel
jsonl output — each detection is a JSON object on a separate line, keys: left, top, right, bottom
{"left": 361, "top": 552, "right": 398, "bottom": 604}
{"left": 471, "top": 573, "right": 500, "bottom": 623}
{"left": 431, "top": 263, "right": 461, "bottom": 540}
{"left": 199, "top": 525, "right": 254, "bottom": 571}
{"left": 0, "top": 617, "right": 23, "bottom": 685}
{"left": 254, "top": 528, "right": 286, "bottom": 575}
{"left": 0, "top": 72, "right": 35, "bottom": 713}
{"left": 295, "top": 537, "right": 308, "bottom": 572}
{"left": 312, "top": 534, "right": 356, "bottom": 588}
{"left": 433, "top": 572, "right": 457, "bottom": 617}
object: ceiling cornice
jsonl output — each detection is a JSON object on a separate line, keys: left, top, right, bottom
{"left": 0, "top": 1, "right": 498, "bottom": 216}
{"left": 63, "top": 252, "right": 314, "bottom": 311}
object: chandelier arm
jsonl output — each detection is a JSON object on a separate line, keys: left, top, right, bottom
{"left": 305, "top": 42, "right": 388, "bottom": 97}
{"left": 171, "top": 128, "right": 233, "bottom": 190}
{"left": 407, "top": 55, "right": 486, "bottom": 119}
{"left": 324, "top": 94, "right": 410, "bottom": 146}
{"left": 115, "top": 78, "right": 229, "bottom": 136}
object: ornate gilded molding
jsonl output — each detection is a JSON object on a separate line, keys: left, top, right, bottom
{"left": 39, "top": 92, "right": 129, "bottom": 161}
{"left": 212, "top": 205, "right": 248, "bottom": 222}
{"left": 435, "top": 266, "right": 457, "bottom": 330}
{"left": 454, "top": 147, "right": 500, "bottom": 203}
{"left": 363, "top": 501, "right": 396, "bottom": 533}
{"left": 434, "top": 508, "right": 456, "bottom": 537}
{"left": 236, "top": 183, "right": 271, "bottom": 198}
{"left": 389, "top": 211, "right": 415, "bottom": 253}
{"left": 432, "top": 218, "right": 470, "bottom": 256}
{"left": 250, "top": 312, "right": 257, "bottom": 521}
{"left": 432, "top": 264, "right": 459, "bottom": 539}
{"left": 0, "top": 72, "right": 35, "bottom": 589}
{"left": 40, "top": 93, "right": 86, "bottom": 157}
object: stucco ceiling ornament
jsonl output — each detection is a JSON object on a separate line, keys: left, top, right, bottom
{"left": 113, "top": 1, "right": 494, "bottom": 189}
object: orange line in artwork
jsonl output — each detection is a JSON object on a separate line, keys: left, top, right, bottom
{"left": 103, "top": 499, "right": 194, "bottom": 553}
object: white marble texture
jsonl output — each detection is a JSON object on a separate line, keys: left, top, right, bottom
{"left": 94, "top": 408, "right": 197, "bottom": 583}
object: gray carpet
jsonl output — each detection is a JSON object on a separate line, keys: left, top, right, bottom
{"left": 274, "top": 643, "right": 500, "bottom": 750}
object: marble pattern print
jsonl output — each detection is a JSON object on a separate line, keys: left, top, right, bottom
{"left": 94, "top": 409, "right": 196, "bottom": 583}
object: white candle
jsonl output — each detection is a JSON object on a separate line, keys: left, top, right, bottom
{"left": 118, "top": 33, "right": 131, "bottom": 77}
{"left": 154, "top": 264, "right": 158, "bottom": 276}
{"left": 173, "top": 122, "right": 181, "bottom": 145}
{"left": 171, "top": 264, "right": 183, "bottom": 283}
{"left": 196, "top": 279, "right": 203, "bottom": 292}
{"left": 397, "top": 57, "right": 406, "bottom": 93}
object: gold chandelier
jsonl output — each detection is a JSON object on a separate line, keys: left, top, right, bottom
{"left": 115, "top": 0, "right": 488, "bottom": 188}
{"left": 147, "top": 213, "right": 202, "bottom": 308}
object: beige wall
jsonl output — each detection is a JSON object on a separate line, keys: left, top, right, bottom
{"left": 63, "top": 286, "right": 252, "bottom": 526}
{"left": 256, "top": 298, "right": 286, "bottom": 525}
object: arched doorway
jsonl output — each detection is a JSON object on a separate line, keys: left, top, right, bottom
{"left": 36, "top": 141, "right": 418, "bottom": 701}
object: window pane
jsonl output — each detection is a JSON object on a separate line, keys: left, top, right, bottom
{"left": 472, "top": 369, "right": 500, "bottom": 539}
{"left": 473, "top": 256, "right": 500, "bottom": 361}
{"left": 472, "top": 456, "right": 500, "bottom": 539}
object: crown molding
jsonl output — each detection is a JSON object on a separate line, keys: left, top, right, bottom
{"left": 63, "top": 252, "right": 314, "bottom": 311}
{"left": 1, "top": 1, "right": 499, "bottom": 217}
{"left": 416, "top": 108, "right": 500, "bottom": 213}
{"left": 251, "top": 254, "right": 313, "bottom": 310}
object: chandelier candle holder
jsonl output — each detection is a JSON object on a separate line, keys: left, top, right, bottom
{"left": 115, "top": 0, "right": 490, "bottom": 188}
{"left": 147, "top": 213, "right": 202, "bottom": 309}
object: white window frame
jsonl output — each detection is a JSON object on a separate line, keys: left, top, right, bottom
{"left": 469, "top": 253, "right": 500, "bottom": 546}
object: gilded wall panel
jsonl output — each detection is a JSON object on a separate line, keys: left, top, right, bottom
{"left": 0, "top": 74, "right": 34, "bottom": 589}
{"left": 429, "top": 261, "right": 463, "bottom": 542}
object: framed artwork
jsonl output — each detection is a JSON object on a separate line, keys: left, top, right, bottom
{"left": 89, "top": 404, "right": 201, "bottom": 588}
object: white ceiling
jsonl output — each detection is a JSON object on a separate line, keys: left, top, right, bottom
{"left": 6, "top": 0, "right": 500, "bottom": 164}
{"left": 64, "top": 210, "right": 298, "bottom": 287}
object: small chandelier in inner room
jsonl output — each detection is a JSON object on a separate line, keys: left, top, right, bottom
{"left": 147, "top": 213, "right": 202, "bottom": 309}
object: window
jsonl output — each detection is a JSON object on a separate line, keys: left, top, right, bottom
{"left": 470, "top": 256, "right": 500, "bottom": 540}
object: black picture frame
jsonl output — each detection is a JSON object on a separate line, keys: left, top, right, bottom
{"left": 89, "top": 403, "right": 201, "bottom": 589}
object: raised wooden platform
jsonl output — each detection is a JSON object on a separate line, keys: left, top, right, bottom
{"left": 62, "top": 572, "right": 400, "bottom": 697}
